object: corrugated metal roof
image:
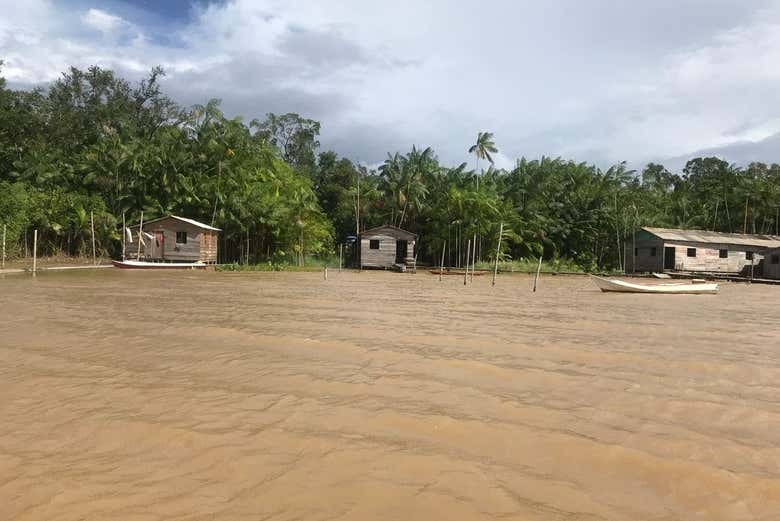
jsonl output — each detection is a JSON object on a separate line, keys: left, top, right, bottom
{"left": 132, "top": 215, "right": 222, "bottom": 231}
{"left": 359, "top": 225, "right": 417, "bottom": 239}
{"left": 642, "top": 227, "right": 780, "bottom": 248}
{"left": 170, "top": 215, "right": 221, "bottom": 231}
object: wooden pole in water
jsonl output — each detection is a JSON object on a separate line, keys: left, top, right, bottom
{"left": 339, "top": 244, "right": 342, "bottom": 272}
{"left": 533, "top": 255, "right": 543, "bottom": 292}
{"left": 122, "top": 212, "right": 126, "bottom": 260}
{"left": 324, "top": 265, "right": 328, "bottom": 280}
{"left": 90, "top": 210, "right": 96, "bottom": 265}
{"left": 32, "top": 229, "right": 37, "bottom": 273}
{"left": 464, "top": 239, "right": 471, "bottom": 285}
{"left": 1, "top": 224, "right": 5, "bottom": 270}
{"left": 492, "top": 222, "right": 503, "bottom": 286}
{"left": 470, "top": 232, "right": 476, "bottom": 283}
{"left": 439, "top": 241, "right": 446, "bottom": 282}
{"left": 136, "top": 211, "right": 144, "bottom": 261}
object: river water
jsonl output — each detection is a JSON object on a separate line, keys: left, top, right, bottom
{"left": 1, "top": 270, "right": 779, "bottom": 520}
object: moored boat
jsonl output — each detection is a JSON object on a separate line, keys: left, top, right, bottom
{"left": 112, "top": 260, "right": 208, "bottom": 270}
{"left": 428, "top": 269, "right": 488, "bottom": 276}
{"left": 590, "top": 275, "right": 718, "bottom": 294}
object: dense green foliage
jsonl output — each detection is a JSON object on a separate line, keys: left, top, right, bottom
{"left": 1, "top": 64, "right": 779, "bottom": 269}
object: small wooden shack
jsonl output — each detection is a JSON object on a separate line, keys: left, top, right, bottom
{"left": 125, "top": 215, "right": 220, "bottom": 264}
{"left": 359, "top": 225, "right": 416, "bottom": 270}
{"left": 763, "top": 247, "right": 780, "bottom": 279}
{"left": 626, "top": 226, "right": 780, "bottom": 274}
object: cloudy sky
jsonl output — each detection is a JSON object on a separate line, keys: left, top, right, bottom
{"left": 3, "top": 0, "right": 780, "bottom": 170}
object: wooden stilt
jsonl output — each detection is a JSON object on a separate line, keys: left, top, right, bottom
{"left": 339, "top": 243, "right": 343, "bottom": 272}
{"left": 533, "top": 255, "right": 543, "bottom": 292}
{"left": 1, "top": 224, "right": 5, "bottom": 270}
{"left": 324, "top": 265, "right": 328, "bottom": 280}
{"left": 492, "top": 222, "right": 503, "bottom": 286}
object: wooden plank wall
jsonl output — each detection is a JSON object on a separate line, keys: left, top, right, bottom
{"left": 626, "top": 237, "right": 664, "bottom": 273}
{"left": 666, "top": 241, "right": 763, "bottom": 273}
{"left": 360, "top": 235, "right": 396, "bottom": 268}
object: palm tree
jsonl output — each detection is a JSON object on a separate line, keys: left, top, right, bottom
{"left": 468, "top": 132, "right": 498, "bottom": 174}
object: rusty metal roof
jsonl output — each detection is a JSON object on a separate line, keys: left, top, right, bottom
{"left": 359, "top": 225, "right": 417, "bottom": 240}
{"left": 643, "top": 227, "right": 780, "bottom": 248}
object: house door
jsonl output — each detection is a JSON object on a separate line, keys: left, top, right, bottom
{"left": 664, "top": 247, "right": 675, "bottom": 270}
{"left": 395, "top": 240, "right": 407, "bottom": 264}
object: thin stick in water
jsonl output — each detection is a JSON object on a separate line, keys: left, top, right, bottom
{"left": 439, "top": 241, "right": 446, "bottom": 282}
{"left": 464, "top": 239, "right": 471, "bottom": 285}
{"left": 136, "top": 211, "right": 144, "bottom": 261}
{"left": 1, "top": 223, "right": 5, "bottom": 270}
{"left": 492, "top": 222, "right": 503, "bottom": 286}
{"left": 533, "top": 255, "right": 543, "bottom": 292}
{"left": 324, "top": 265, "right": 328, "bottom": 280}
{"left": 32, "top": 229, "right": 38, "bottom": 273}
{"left": 122, "top": 212, "right": 126, "bottom": 261}
{"left": 339, "top": 243, "right": 343, "bottom": 272}
{"left": 90, "top": 210, "right": 96, "bottom": 265}
{"left": 470, "top": 232, "right": 476, "bottom": 283}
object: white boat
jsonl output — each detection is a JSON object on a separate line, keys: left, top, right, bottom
{"left": 590, "top": 275, "right": 718, "bottom": 294}
{"left": 112, "top": 260, "right": 208, "bottom": 270}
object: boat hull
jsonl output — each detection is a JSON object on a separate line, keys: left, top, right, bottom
{"left": 112, "top": 260, "right": 208, "bottom": 270}
{"left": 429, "top": 270, "right": 487, "bottom": 276}
{"left": 590, "top": 275, "right": 718, "bottom": 294}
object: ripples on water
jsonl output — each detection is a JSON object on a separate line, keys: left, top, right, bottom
{"left": 1, "top": 270, "right": 779, "bottom": 520}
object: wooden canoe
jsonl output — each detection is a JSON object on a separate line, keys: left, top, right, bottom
{"left": 428, "top": 269, "right": 488, "bottom": 276}
{"left": 590, "top": 275, "right": 718, "bottom": 294}
{"left": 112, "top": 260, "right": 208, "bottom": 270}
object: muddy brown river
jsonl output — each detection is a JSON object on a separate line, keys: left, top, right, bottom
{"left": 1, "top": 270, "right": 779, "bottom": 520}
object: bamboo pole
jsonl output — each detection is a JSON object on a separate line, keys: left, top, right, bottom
{"left": 339, "top": 244, "right": 343, "bottom": 272}
{"left": 90, "top": 211, "right": 96, "bottom": 265}
{"left": 136, "top": 211, "right": 144, "bottom": 261}
{"left": 439, "top": 241, "right": 446, "bottom": 282}
{"left": 464, "top": 239, "right": 471, "bottom": 285}
{"left": 1, "top": 224, "right": 5, "bottom": 270}
{"left": 122, "top": 212, "right": 126, "bottom": 261}
{"left": 470, "top": 232, "right": 476, "bottom": 283}
{"left": 32, "top": 229, "right": 38, "bottom": 273}
{"left": 492, "top": 222, "right": 503, "bottom": 286}
{"left": 323, "top": 265, "right": 328, "bottom": 280}
{"left": 533, "top": 255, "right": 543, "bottom": 292}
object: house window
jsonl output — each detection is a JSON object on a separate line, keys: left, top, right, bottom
{"left": 719, "top": 249, "right": 728, "bottom": 259}
{"left": 650, "top": 247, "right": 657, "bottom": 257}
{"left": 369, "top": 239, "right": 380, "bottom": 249}
{"left": 746, "top": 251, "right": 754, "bottom": 261}
{"left": 772, "top": 254, "right": 780, "bottom": 265}
{"left": 687, "top": 248, "right": 696, "bottom": 257}
{"left": 176, "top": 231, "right": 187, "bottom": 244}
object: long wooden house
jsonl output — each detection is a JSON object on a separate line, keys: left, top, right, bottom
{"left": 626, "top": 227, "right": 780, "bottom": 274}
{"left": 359, "top": 225, "right": 416, "bottom": 270}
{"left": 124, "top": 215, "right": 220, "bottom": 264}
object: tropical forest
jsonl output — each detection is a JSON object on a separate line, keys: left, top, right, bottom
{"left": 2, "top": 64, "right": 780, "bottom": 271}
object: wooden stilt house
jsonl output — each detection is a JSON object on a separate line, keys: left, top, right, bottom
{"left": 125, "top": 215, "right": 220, "bottom": 264}
{"left": 359, "top": 225, "right": 416, "bottom": 270}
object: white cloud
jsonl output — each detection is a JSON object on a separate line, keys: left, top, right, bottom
{"left": 81, "top": 8, "right": 126, "bottom": 34}
{"left": 3, "top": 0, "right": 780, "bottom": 169}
